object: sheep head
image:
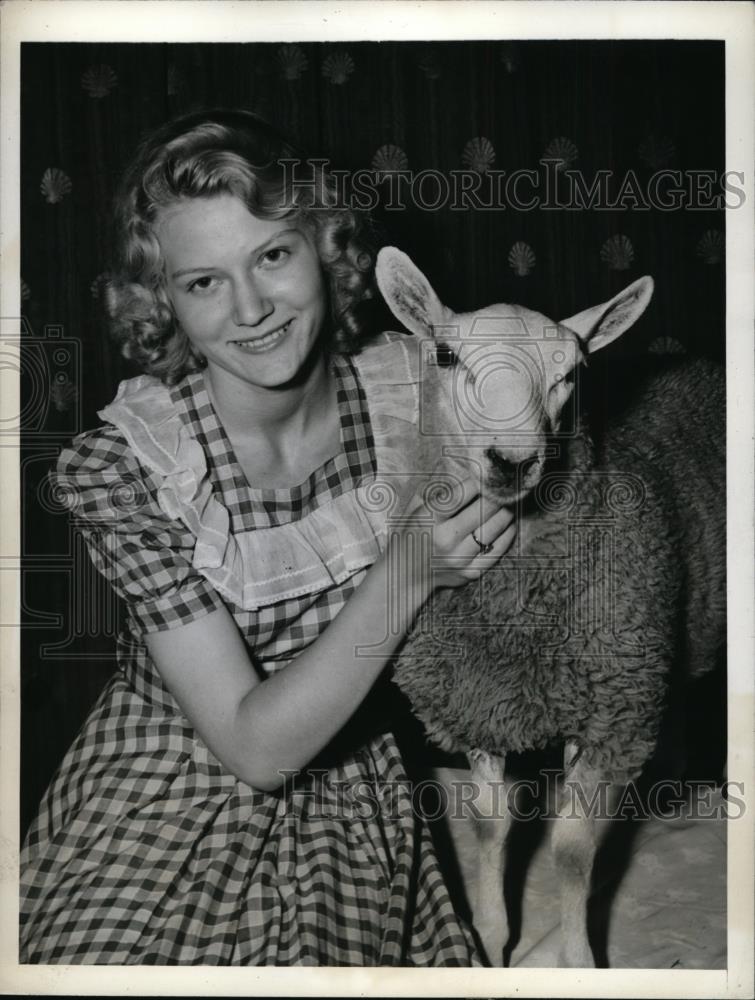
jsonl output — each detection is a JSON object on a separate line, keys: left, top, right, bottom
{"left": 375, "top": 246, "right": 654, "bottom": 504}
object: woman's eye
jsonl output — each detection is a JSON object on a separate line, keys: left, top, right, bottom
{"left": 260, "top": 247, "right": 290, "bottom": 267}
{"left": 187, "top": 275, "right": 218, "bottom": 294}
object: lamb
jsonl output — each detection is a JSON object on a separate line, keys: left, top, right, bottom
{"left": 372, "top": 247, "right": 726, "bottom": 968}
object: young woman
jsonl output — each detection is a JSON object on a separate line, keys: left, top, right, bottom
{"left": 20, "top": 108, "right": 516, "bottom": 965}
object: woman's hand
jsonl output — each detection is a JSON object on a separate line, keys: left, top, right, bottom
{"left": 391, "top": 486, "right": 517, "bottom": 600}
{"left": 146, "top": 482, "right": 515, "bottom": 794}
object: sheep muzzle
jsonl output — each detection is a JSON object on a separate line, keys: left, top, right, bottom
{"left": 485, "top": 447, "right": 544, "bottom": 500}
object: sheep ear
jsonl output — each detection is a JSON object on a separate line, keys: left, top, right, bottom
{"left": 375, "top": 246, "right": 450, "bottom": 338}
{"left": 560, "top": 276, "right": 655, "bottom": 354}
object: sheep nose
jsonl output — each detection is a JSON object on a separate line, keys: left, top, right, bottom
{"left": 486, "top": 448, "right": 539, "bottom": 489}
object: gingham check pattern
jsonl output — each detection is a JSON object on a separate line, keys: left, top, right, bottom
{"left": 21, "top": 354, "right": 481, "bottom": 966}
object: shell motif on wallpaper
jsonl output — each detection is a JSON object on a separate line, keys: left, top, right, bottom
{"left": 21, "top": 279, "right": 31, "bottom": 302}
{"left": 648, "top": 336, "right": 686, "bottom": 356}
{"left": 371, "top": 144, "right": 409, "bottom": 179}
{"left": 499, "top": 43, "right": 521, "bottom": 74}
{"left": 80, "top": 64, "right": 118, "bottom": 98}
{"left": 696, "top": 229, "right": 724, "bottom": 265}
{"left": 51, "top": 373, "right": 79, "bottom": 414}
{"left": 508, "top": 242, "right": 536, "bottom": 277}
{"left": 278, "top": 44, "right": 308, "bottom": 81}
{"left": 40, "top": 168, "right": 72, "bottom": 205}
{"left": 600, "top": 234, "right": 634, "bottom": 271}
{"left": 542, "top": 136, "right": 578, "bottom": 171}
{"left": 322, "top": 50, "right": 355, "bottom": 85}
{"left": 637, "top": 134, "right": 676, "bottom": 169}
{"left": 418, "top": 49, "right": 441, "bottom": 80}
{"left": 461, "top": 137, "right": 496, "bottom": 174}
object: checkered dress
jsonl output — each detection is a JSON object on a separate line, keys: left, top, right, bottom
{"left": 20, "top": 346, "right": 481, "bottom": 966}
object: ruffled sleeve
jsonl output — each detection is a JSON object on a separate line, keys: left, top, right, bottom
{"left": 54, "top": 422, "right": 226, "bottom": 635}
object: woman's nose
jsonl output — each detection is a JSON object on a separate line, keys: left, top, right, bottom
{"left": 232, "top": 276, "right": 272, "bottom": 327}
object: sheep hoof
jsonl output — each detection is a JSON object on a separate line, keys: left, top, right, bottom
{"left": 476, "top": 919, "right": 507, "bottom": 967}
{"left": 559, "top": 940, "right": 596, "bottom": 968}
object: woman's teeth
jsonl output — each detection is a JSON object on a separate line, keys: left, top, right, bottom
{"left": 233, "top": 321, "right": 292, "bottom": 353}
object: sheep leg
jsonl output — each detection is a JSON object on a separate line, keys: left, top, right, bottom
{"left": 468, "top": 749, "right": 509, "bottom": 966}
{"left": 551, "top": 742, "right": 603, "bottom": 967}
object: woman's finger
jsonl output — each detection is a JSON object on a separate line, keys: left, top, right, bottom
{"left": 450, "top": 520, "right": 518, "bottom": 583}
{"left": 465, "top": 503, "right": 516, "bottom": 552}
{"left": 477, "top": 493, "right": 509, "bottom": 524}
{"left": 469, "top": 518, "right": 518, "bottom": 567}
{"left": 481, "top": 502, "right": 516, "bottom": 539}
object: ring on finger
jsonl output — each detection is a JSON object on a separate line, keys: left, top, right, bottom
{"left": 471, "top": 529, "right": 494, "bottom": 555}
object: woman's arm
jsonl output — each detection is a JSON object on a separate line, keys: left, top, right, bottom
{"left": 147, "top": 497, "right": 516, "bottom": 792}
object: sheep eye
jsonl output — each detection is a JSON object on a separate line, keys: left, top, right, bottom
{"left": 435, "top": 344, "right": 458, "bottom": 368}
{"left": 554, "top": 368, "right": 576, "bottom": 388}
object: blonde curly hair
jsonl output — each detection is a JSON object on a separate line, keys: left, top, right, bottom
{"left": 107, "top": 109, "right": 376, "bottom": 384}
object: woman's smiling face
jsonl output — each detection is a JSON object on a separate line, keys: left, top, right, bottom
{"left": 158, "top": 194, "right": 328, "bottom": 393}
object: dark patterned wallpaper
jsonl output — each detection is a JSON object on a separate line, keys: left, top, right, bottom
{"left": 20, "top": 40, "right": 726, "bottom": 832}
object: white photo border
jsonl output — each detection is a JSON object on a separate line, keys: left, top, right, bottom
{"left": 1, "top": 2, "right": 753, "bottom": 997}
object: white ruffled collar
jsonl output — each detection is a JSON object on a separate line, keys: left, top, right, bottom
{"left": 99, "top": 332, "right": 435, "bottom": 611}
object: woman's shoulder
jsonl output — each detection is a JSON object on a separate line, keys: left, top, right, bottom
{"left": 54, "top": 426, "right": 159, "bottom": 530}
{"left": 56, "top": 375, "right": 170, "bottom": 477}
{"left": 99, "top": 372, "right": 176, "bottom": 422}
{"left": 52, "top": 421, "right": 158, "bottom": 532}
{"left": 57, "top": 423, "right": 139, "bottom": 479}
{"left": 54, "top": 371, "right": 218, "bottom": 541}
{"left": 53, "top": 375, "right": 182, "bottom": 529}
